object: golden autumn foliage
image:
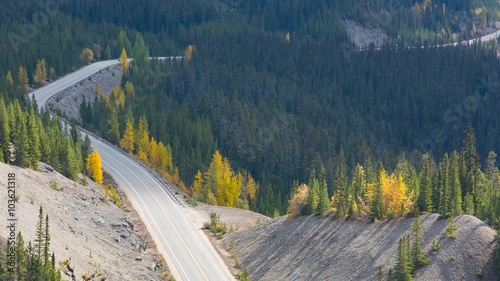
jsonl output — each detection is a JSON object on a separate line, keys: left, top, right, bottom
{"left": 111, "top": 85, "right": 125, "bottom": 108}
{"left": 184, "top": 44, "right": 194, "bottom": 61}
{"left": 365, "top": 171, "right": 413, "bottom": 219}
{"left": 18, "top": 65, "right": 29, "bottom": 89}
{"left": 86, "top": 149, "right": 103, "bottom": 185}
{"left": 120, "top": 47, "right": 129, "bottom": 73}
{"left": 381, "top": 172, "right": 413, "bottom": 217}
{"left": 287, "top": 184, "right": 308, "bottom": 221}
{"left": 119, "top": 119, "right": 135, "bottom": 154}
{"left": 193, "top": 150, "right": 257, "bottom": 208}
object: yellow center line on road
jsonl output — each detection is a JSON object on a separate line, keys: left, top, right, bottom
{"left": 100, "top": 149, "right": 210, "bottom": 281}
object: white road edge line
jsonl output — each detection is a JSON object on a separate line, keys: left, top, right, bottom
{"left": 101, "top": 158, "right": 190, "bottom": 281}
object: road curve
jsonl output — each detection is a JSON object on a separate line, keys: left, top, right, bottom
{"left": 33, "top": 59, "right": 234, "bottom": 281}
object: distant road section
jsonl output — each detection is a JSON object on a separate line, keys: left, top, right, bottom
{"left": 33, "top": 58, "right": 234, "bottom": 281}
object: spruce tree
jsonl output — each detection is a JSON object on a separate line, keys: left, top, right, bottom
{"left": 393, "top": 236, "right": 413, "bottom": 281}
{"left": 16, "top": 231, "right": 27, "bottom": 280}
{"left": 439, "top": 154, "right": 450, "bottom": 217}
{"left": 410, "top": 209, "right": 429, "bottom": 270}
{"left": 0, "top": 98, "right": 10, "bottom": 163}
{"left": 317, "top": 171, "right": 330, "bottom": 214}
{"left": 418, "top": 154, "right": 433, "bottom": 212}
{"left": 450, "top": 152, "right": 463, "bottom": 215}
{"left": 34, "top": 206, "right": 45, "bottom": 259}
{"left": 27, "top": 107, "right": 41, "bottom": 169}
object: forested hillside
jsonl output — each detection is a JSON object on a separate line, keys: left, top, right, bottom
{"left": 2, "top": 0, "right": 500, "bottom": 219}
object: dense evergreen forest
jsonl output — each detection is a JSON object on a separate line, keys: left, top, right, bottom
{"left": 2, "top": 0, "right": 500, "bottom": 219}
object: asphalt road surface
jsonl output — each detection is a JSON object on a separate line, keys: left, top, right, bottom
{"left": 34, "top": 59, "right": 234, "bottom": 281}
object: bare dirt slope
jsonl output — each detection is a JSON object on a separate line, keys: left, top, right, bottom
{"left": 48, "top": 65, "right": 122, "bottom": 121}
{"left": 0, "top": 162, "right": 169, "bottom": 280}
{"left": 223, "top": 214, "right": 496, "bottom": 281}
{"left": 343, "top": 20, "right": 390, "bottom": 48}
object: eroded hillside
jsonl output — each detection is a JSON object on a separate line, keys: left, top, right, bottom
{"left": 224, "top": 214, "right": 496, "bottom": 280}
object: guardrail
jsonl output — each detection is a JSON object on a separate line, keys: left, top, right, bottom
{"left": 74, "top": 123, "right": 187, "bottom": 207}
{"left": 44, "top": 62, "right": 187, "bottom": 208}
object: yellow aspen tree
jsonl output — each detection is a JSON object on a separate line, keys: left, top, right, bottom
{"left": 381, "top": 173, "right": 413, "bottom": 218}
{"left": 79, "top": 48, "right": 94, "bottom": 64}
{"left": 6, "top": 71, "right": 13, "bottom": 87}
{"left": 18, "top": 65, "right": 29, "bottom": 89}
{"left": 119, "top": 119, "right": 135, "bottom": 154}
{"left": 286, "top": 32, "right": 291, "bottom": 43}
{"left": 34, "top": 59, "right": 47, "bottom": 85}
{"left": 148, "top": 137, "right": 159, "bottom": 168}
{"left": 157, "top": 142, "right": 173, "bottom": 172}
{"left": 137, "top": 131, "right": 150, "bottom": 161}
{"left": 184, "top": 44, "right": 194, "bottom": 61}
{"left": 204, "top": 150, "right": 223, "bottom": 190}
{"left": 111, "top": 86, "right": 125, "bottom": 108}
{"left": 120, "top": 47, "right": 129, "bottom": 74}
{"left": 86, "top": 149, "right": 103, "bottom": 185}
{"left": 192, "top": 170, "right": 203, "bottom": 200}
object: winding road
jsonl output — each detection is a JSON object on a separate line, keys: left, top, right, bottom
{"left": 34, "top": 59, "right": 234, "bottom": 281}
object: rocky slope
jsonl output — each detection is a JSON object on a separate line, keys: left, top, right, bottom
{"left": 223, "top": 214, "right": 497, "bottom": 281}
{"left": 0, "top": 162, "right": 170, "bottom": 280}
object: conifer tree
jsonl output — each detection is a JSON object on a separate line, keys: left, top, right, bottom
{"left": 44, "top": 215, "right": 50, "bottom": 265}
{"left": 306, "top": 172, "right": 319, "bottom": 214}
{"left": 450, "top": 151, "right": 463, "bottom": 215}
{"left": 5, "top": 70, "right": 13, "bottom": 87}
{"left": 411, "top": 209, "right": 429, "bottom": 270}
{"left": 317, "top": 169, "right": 331, "bottom": 214}
{"left": 34, "top": 59, "right": 47, "bottom": 86}
{"left": 34, "top": 206, "right": 45, "bottom": 260}
{"left": 418, "top": 153, "right": 433, "bottom": 212}
{"left": 108, "top": 109, "right": 120, "bottom": 143}
{"left": 0, "top": 98, "right": 10, "bottom": 163}
{"left": 393, "top": 236, "right": 413, "bottom": 281}
{"left": 132, "top": 33, "right": 150, "bottom": 67}
{"left": 27, "top": 107, "right": 41, "bottom": 169}
{"left": 120, "top": 118, "right": 135, "bottom": 154}
{"left": 120, "top": 48, "right": 129, "bottom": 74}
{"left": 18, "top": 65, "right": 29, "bottom": 89}
{"left": 16, "top": 231, "right": 27, "bottom": 280}
{"left": 65, "top": 139, "right": 78, "bottom": 180}
{"left": 439, "top": 153, "right": 450, "bottom": 217}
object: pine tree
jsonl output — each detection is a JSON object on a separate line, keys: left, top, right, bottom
{"left": 0, "top": 98, "right": 10, "bottom": 163}
{"left": 44, "top": 215, "right": 50, "bottom": 265}
{"left": 306, "top": 173, "right": 319, "bottom": 214}
{"left": 418, "top": 153, "right": 433, "bottom": 212}
{"left": 108, "top": 109, "right": 120, "bottom": 143}
{"left": 132, "top": 33, "right": 150, "bottom": 67}
{"left": 16, "top": 231, "right": 27, "bottom": 280}
{"left": 120, "top": 48, "right": 129, "bottom": 74}
{"left": 35, "top": 59, "right": 47, "bottom": 86}
{"left": 334, "top": 150, "right": 348, "bottom": 216}
{"left": 27, "top": 107, "right": 41, "bottom": 169}
{"left": 439, "top": 153, "right": 450, "bottom": 217}
{"left": 65, "top": 139, "right": 78, "bottom": 180}
{"left": 317, "top": 170, "right": 331, "bottom": 214}
{"left": 34, "top": 206, "right": 45, "bottom": 260}
{"left": 10, "top": 100, "right": 29, "bottom": 166}
{"left": 6, "top": 70, "right": 13, "bottom": 87}
{"left": 120, "top": 118, "right": 135, "bottom": 154}
{"left": 118, "top": 30, "right": 132, "bottom": 54}
{"left": 393, "top": 236, "right": 413, "bottom": 281}
{"left": 411, "top": 209, "right": 429, "bottom": 270}
{"left": 86, "top": 149, "right": 103, "bottom": 185}
{"left": 450, "top": 151, "right": 463, "bottom": 215}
